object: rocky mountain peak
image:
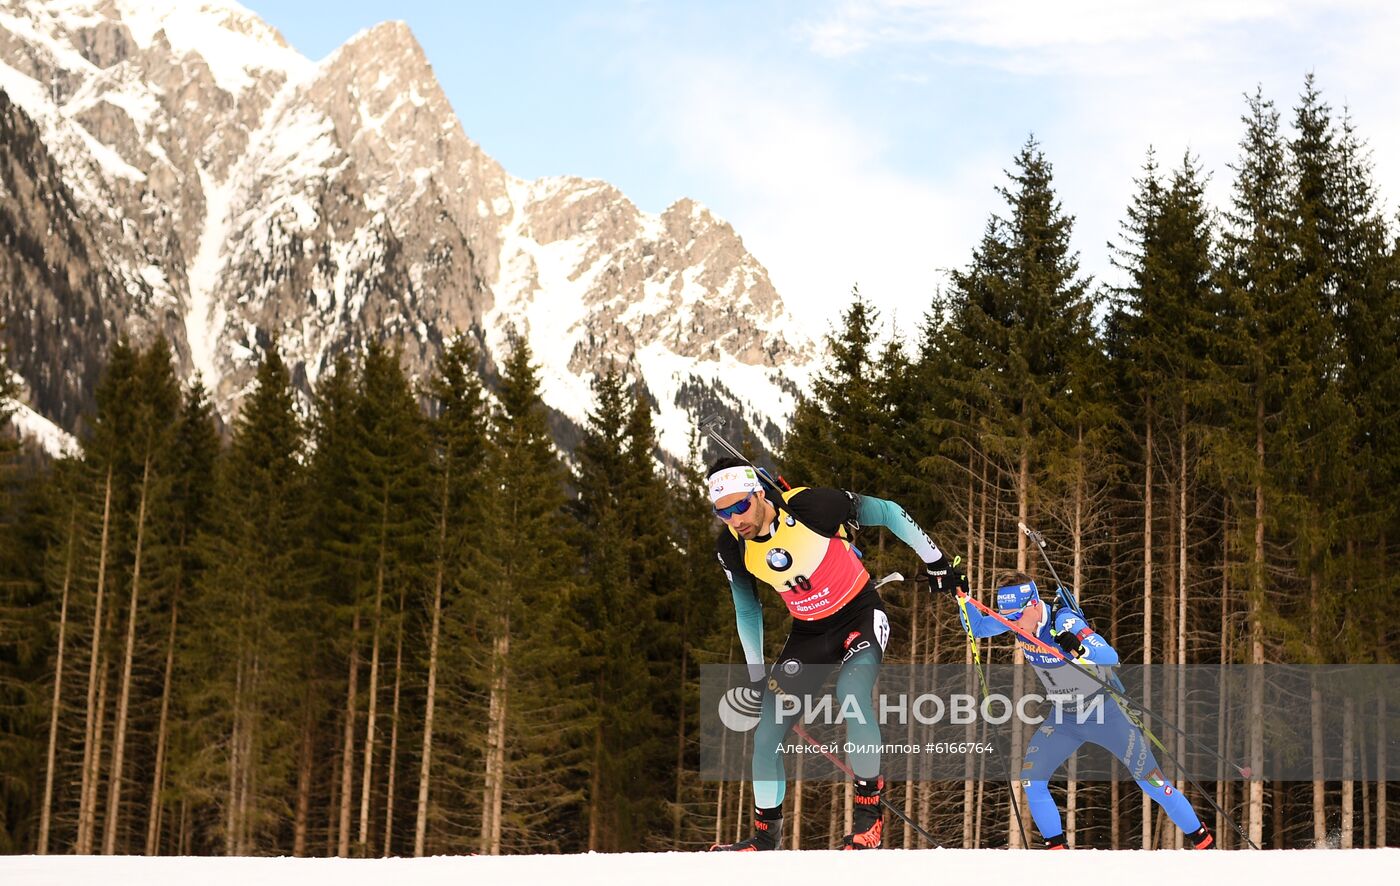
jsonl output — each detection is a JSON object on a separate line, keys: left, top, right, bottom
{"left": 1, "top": 0, "right": 816, "bottom": 461}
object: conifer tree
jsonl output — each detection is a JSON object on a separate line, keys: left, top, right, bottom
{"left": 176, "top": 343, "right": 310, "bottom": 854}
{"left": 303, "top": 352, "right": 374, "bottom": 856}
{"left": 0, "top": 331, "right": 43, "bottom": 851}
{"left": 929, "top": 137, "right": 1094, "bottom": 847}
{"left": 145, "top": 377, "right": 218, "bottom": 855}
{"left": 782, "top": 293, "right": 884, "bottom": 490}
{"left": 573, "top": 369, "right": 682, "bottom": 850}
{"left": 415, "top": 336, "right": 490, "bottom": 857}
{"left": 477, "top": 332, "right": 587, "bottom": 853}
{"left": 345, "top": 342, "right": 431, "bottom": 856}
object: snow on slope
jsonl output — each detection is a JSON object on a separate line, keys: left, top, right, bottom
{"left": 4, "top": 399, "right": 80, "bottom": 458}
{"left": 484, "top": 174, "right": 810, "bottom": 456}
{"left": 4, "top": 848, "right": 1395, "bottom": 886}
{"left": 107, "top": 0, "right": 312, "bottom": 95}
{"left": 2, "top": 0, "right": 817, "bottom": 454}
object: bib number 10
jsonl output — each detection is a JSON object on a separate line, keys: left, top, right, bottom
{"left": 783, "top": 575, "right": 812, "bottom": 593}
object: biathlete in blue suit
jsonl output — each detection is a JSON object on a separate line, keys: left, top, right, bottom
{"left": 956, "top": 570, "right": 1215, "bottom": 850}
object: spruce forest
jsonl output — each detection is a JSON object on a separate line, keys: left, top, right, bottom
{"left": 2, "top": 79, "right": 1398, "bottom": 855}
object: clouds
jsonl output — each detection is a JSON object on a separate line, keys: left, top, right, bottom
{"left": 629, "top": 1, "right": 1400, "bottom": 338}
{"left": 638, "top": 51, "right": 993, "bottom": 337}
{"left": 804, "top": 0, "right": 1317, "bottom": 60}
{"left": 254, "top": 2, "right": 1400, "bottom": 344}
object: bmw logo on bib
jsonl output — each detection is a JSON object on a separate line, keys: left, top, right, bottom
{"left": 766, "top": 548, "right": 792, "bottom": 571}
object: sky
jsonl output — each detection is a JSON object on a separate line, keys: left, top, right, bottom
{"left": 245, "top": 0, "right": 1400, "bottom": 345}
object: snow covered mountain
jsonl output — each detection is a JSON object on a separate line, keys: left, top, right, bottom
{"left": 0, "top": 0, "right": 814, "bottom": 458}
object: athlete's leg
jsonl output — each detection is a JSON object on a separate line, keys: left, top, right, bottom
{"left": 1019, "top": 720, "right": 1087, "bottom": 843}
{"left": 751, "top": 630, "right": 833, "bottom": 809}
{"left": 751, "top": 687, "right": 797, "bottom": 808}
{"left": 1088, "top": 702, "right": 1203, "bottom": 835}
{"left": 834, "top": 646, "right": 882, "bottom": 778}
{"left": 832, "top": 599, "right": 889, "bottom": 778}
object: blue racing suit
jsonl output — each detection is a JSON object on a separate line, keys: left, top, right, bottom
{"left": 959, "top": 601, "right": 1203, "bottom": 841}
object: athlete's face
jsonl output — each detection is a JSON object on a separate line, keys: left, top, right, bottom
{"left": 714, "top": 489, "right": 772, "bottom": 539}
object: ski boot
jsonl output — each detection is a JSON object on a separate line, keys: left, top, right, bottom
{"left": 710, "top": 805, "right": 783, "bottom": 851}
{"left": 842, "top": 776, "right": 884, "bottom": 849}
{"left": 1046, "top": 833, "right": 1070, "bottom": 850}
{"left": 1187, "top": 825, "right": 1215, "bottom": 849}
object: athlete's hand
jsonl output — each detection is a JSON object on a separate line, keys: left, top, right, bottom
{"left": 1054, "top": 630, "right": 1084, "bottom": 657}
{"left": 924, "top": 554, "right": 968, "bottom": 596}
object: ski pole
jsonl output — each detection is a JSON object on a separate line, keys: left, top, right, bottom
{"left": 958, "top": 592, "right": 1260, "bottom": 850}
{"left": 956, "top": 583, "right": 1032, "bottom": 849}
{"left": 699, "top": 416, "right": 788, "bottom": 500}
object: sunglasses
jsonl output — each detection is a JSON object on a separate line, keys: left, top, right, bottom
{"left": 714, "top": 492, "right": 757, "bottom": 520}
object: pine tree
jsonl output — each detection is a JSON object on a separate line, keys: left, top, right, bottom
{"left": 304, "top": 351, "right": 363, "bottom": 858}
{"left": 930, "top": 137, "right": 1095, "bottom": 847}
{"left": 1107, "top": 150, "right": 1221, "bottom": 846}
{"left": 1216, "top": 86, "right": 1310, "bottom": 846}
{"left": 573, "top": 368, "right": 682, "bottom": 850}
{"left": 344, "top": 341, "right": 431, "bottom": 857}
{"left": 782, "top": 293, "right": 884, "bottom": 490}
{"left": 0, "top": 328, "right": 44, "bottom": 851}
{"left": 476, "top": 332, "right": 587, "bottom": 853}
{"left": 415, "top": 335, "right": 490, "bottom": 856}
{"left": 145, "top": 377, "right": 219, "bottom": 855}
{"left": 176, "top": 343, "right": 311, "bottom": 854}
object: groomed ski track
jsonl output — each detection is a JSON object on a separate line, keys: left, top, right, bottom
{"left": 6, "top": 848, "right": 1397, "bottom": 886}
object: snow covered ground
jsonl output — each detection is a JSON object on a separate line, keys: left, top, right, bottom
{"left": 5, "top": 848, "right": 1397, "bottom": 886}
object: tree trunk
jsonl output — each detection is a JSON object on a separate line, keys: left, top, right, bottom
{"left": 1175, "top": 425, "right": 1188, "bottom": 849}
{"left": 337, "top": 610, "right": 361, "bottom": 857}
{"left": 1312, "top": 675, "right": 1326, "bottom": 844}
{"left": 358, "top": 501, "right": 389, "bottom": 853}
{"left": 1110, "top": 533, "right": 1121, "bottom": 850}
{"left": 843, "top": 780, "right": 853, "bottom": 838}
{"left": 226, "top": 649, "right": 244, "bottom": 855}
{"left": 145, "top": 594, "right": 179, "bottom": 855}
{"left": 237, "top": 655, "right": 260, "bottom": 853}
{"left": 104, "top": 455, "right": 152, "bottom": 855}
{"left": 903, "top": 590, "right": 918, "bottom": 849}
{"left": 1069, "top": 431, "right": 1084, "bottom": 846}
{"left": 382, "top": 590, "right": 406, "bottom": 856}
{"left": 38, "top": 506, "right": 78, "bottom": 854}
{"left": 480, "top": 617, "right": 510, "bottom": 855}
{"left": 588, "top": 703, "right": 603, "bottom": 851}
{"left": 415, "top": 474, "right": 450, "bottom": 857}
{"left": 293, "top": 698, "right": 314, "bottom": 857}
{"left": 1248, "top": 399, "right": 1266, "bottom": 847}
{"left": 963, "top": 453, "right": 986, "bottom": 848}
{"left": 673, "top": 629, "right": 688, "bottom": 849}
{"left": 791, "top": 755, "right": 804, "bottom": 849}
{"left": 1378, "top": 693, "right": 1387, "bottom": 847}
{"left": 1342, "top": 696, "right": 1355, "bottom": 848}
{"left": 1011, "top": 439, "right": 1029, "bottom": 849}
{"left": 77, "top": 466, "right": 115, "bottom": 855}
{"left": 1142, "top": 407, "right": 1154, "bottom": 849}
{"left": 1217, "top": 497, "right": 1230, "bottom": 843}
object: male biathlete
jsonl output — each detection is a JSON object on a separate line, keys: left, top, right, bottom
{"left": 955, "top": 571, "right": 1216, "bottom": 850}
{"left": 706, "top": 457, "right": 965, "bottom": 851}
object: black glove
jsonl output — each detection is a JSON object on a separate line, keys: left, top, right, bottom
{"left": 1054, "top": 630, "right": 1084, "bottom": 657}
{"left": 924, "top": 554, "right": 968, "bottom": 596}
